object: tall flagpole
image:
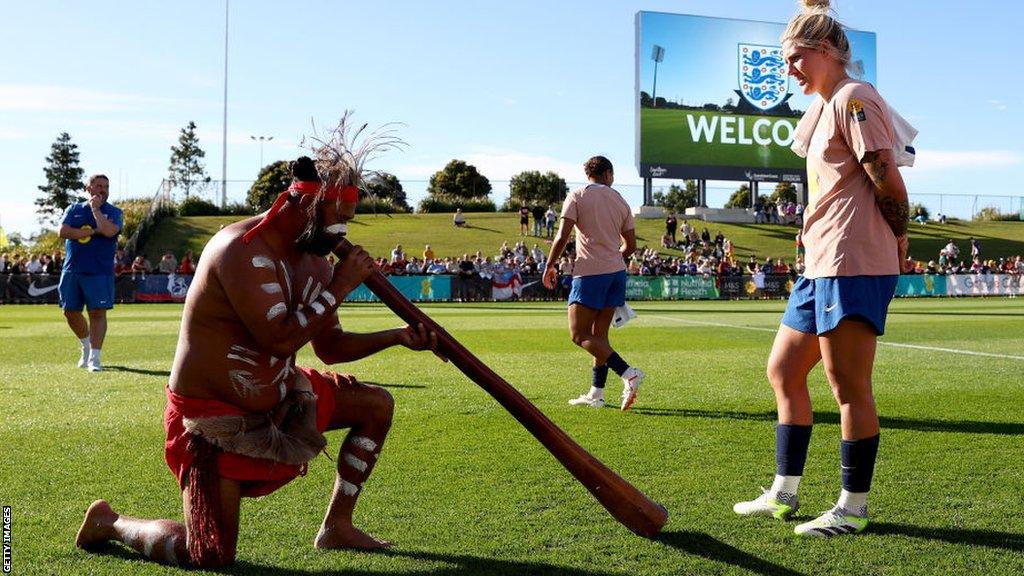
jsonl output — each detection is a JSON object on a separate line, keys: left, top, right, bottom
{"left": 220, "top": 0, "right": 229, "bottom": 208}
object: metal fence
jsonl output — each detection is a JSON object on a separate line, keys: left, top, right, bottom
{"left": 178, "top": 178, "right": 1021, "bottom": 222}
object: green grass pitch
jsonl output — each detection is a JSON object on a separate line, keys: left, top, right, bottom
{"left": 641, "top": 108, "right": 804, "bottom": 169}
{"left": 1, "top": 299, "right": 1023, "bottom": 575}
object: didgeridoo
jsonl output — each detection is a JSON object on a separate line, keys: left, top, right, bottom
{"left": 335, "top": 239, "right": 668, "bottom": 537}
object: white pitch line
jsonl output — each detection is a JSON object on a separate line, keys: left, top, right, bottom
{"left": 648, "top": 315, "right": 1024, "bottom": 361}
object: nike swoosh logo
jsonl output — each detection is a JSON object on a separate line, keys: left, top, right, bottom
{"left": 824, "top": 303, "right": 838, "bottom": 312}
{"left": 28, "top": 282, "right": 60, "bottom": 297}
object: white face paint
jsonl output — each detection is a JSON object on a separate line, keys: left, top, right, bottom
{"left": 324, "top": 223, "right": 347, "bottom": 235}
{"left": 251, "top": 255, "right": 275, "bottom": 269}
{"left": 350, "top": 435, "right": 378, "bottom": 452}
{"left": 266, "top": 302, "right": 287, "bottom": 321}
{"left": 343, "top": 453, "right": 368, "bottom": 472}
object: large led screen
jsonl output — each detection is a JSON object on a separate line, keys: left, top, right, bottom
{"left": 636, "top": 11, "right": 876, "bottom": 183}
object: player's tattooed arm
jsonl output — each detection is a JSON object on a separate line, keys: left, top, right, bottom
{"left": 862, "top": 149, "right": 909, "bottom": 237}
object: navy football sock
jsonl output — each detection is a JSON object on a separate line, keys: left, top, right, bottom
{"left": 606, "top": 352, "right": 629, "bottom": 377}
{"left": 592, "top": 365, "right": 609, "bottom": 389}
{"left": 840, "top": 434, "right": 880, "bottom": 493}
{"left": 776, "top": 424, "right": 813, "bottom": 477}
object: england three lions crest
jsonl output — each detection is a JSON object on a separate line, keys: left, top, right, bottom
{"left": 738, "top": 44, "right": 788, "bottom": 112}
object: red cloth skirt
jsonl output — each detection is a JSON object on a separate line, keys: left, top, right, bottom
{"left": 164, "top": 367, "right": 340, "bottom": 498}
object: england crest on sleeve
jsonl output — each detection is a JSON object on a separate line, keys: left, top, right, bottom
{"left": 738, "top": 44, "right": 788, "bottom": 112}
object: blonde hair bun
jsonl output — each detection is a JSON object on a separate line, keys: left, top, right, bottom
{"left": 801, "top": 0, "right": 832, "bottom": 14}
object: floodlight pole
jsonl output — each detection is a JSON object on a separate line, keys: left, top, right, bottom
{"left": 650, "top": 45, "right": 664, "bottom": 108}
{"left": 220, "top": 0, "right": 230, "bottom": 209}
{"left": 250, "top": 135, "right": 274, "bottom": 172}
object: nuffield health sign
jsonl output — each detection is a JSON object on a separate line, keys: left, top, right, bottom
{"left": 635, "top": 12, "right": 876, "bottom": 182}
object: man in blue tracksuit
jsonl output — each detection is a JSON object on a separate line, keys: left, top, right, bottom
{"left": 58, "top": 174, "right": 123, "bottom": 371}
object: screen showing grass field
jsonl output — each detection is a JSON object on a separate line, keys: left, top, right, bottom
{"left": 635, "top": 11, "right": 876, "bottom": 182}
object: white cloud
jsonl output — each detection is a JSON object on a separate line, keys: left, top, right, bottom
{"left": 986, "top": 98, "right": 1008, "bottom": 111}
{"left": 462, "top": 149, "right": 584, "bottom": 181}
{"left": 0, "top": 201, "right": 47, "bottom": 239}
{"left": 0, "top": 84, "right": 196, "bottom": 112}
{"left": 914, "top": 149, "right": 1023, "bottom": 171}
{"left": 0, "top": 129, "right": 30, "bottom": 140}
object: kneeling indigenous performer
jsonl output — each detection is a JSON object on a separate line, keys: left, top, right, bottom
{"left": 76, "top": 145, "right": 442, "bottom": 567}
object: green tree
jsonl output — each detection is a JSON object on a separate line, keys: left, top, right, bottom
{"left": 364, "top": 172, "right": 410, "bottom": 212}
{"left": 506, "top": 170, "right": 567, "bottom": 209}
{"left": 653, "top": 180, "right": 698, "bottom": 212}
{"left": 725, "top": 184, "right": 751, "bottom": 209}
{"left": 770, "top": 182, "right": 797, "bottom": 203}
{"left": 427, "top": 159, "right": 491, "bottom": 200}
{"left": 246, "top": 161, "right": 292, "bottom": 212}
{"left": 36, "top": 132, "right": 85, "bottom": 225}
{"left": 167, "top": 121, "right": 211, "bottom": 199}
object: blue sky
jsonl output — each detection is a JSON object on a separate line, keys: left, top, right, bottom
{"left": 1, "top": 0, "right": 1021, "bottom": 237}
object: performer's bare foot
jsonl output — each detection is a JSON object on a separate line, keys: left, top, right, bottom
{"left": 314, "top": 523, "right": 392, "bottom": 550}
{"left": 75, "top": 500, "right": 118, "bottom": 549}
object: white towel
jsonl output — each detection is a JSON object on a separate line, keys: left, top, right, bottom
{"left": 611, "top": 303, "right": 637, "bottom": 329}
{"left": 790, "top": 95, "right": 917, "bottom": 167}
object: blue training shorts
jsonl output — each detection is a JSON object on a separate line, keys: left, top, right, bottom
{"left": 781, "top": 275, "right": 898, "bottom": 336}
{"left": 568, "top": 270, "right": 627, "bottom": 310}
{"left": 59, "top": 273, "right": 115, "bottom": 311}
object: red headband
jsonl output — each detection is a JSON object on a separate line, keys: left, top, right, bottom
{"left": 241, "top": 181, "right": 359, "bottom": 244}
{"left": 288, "top": 181, "right": 360, "bottom": 202}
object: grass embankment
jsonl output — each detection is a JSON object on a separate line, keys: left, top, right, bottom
{"left": 143, "top": 212, "right": 1024, "bottom": 266}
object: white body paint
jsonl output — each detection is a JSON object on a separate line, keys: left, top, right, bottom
{"left": 296, "top": 308, "right": 308, "bottom": 327}
{"left": 324, "top": 223, "right": 347, "bottom": 235}
{"left": 350, "top": 435, "right": 378, "bottom": 452}
{"left": 165, "top": 534, "right": 180, "bottom": 565}
{"left": 266, "top": 302, "right": 287, "bottom": 321}
{"left": 309, "top": 281, "right": 323, "bottom": 304}
{"left": 229, "top": 369, "right": 261, "bottom": 397}
{"left": 251, "top": 255, "right": 275, "bottom": 270}
{"left": 320, "top": 291, "right": 337, "bottom": 307}
{"left": 261, "top": 282, "right": 283, "bottom": 295}
{"left": 279, "top": 260, "right": 293, "bottom": 301}
{"left": 339, "top": 479, "right": 360, "bottom": 496}
{"left": 342, "top": 452, "right": 368, "bottom": 472}
{"left": 226, "top": 353, "right": 258, "bottom": 366}
{"left": 230, "top": 344, "right": 258, "bottom": 357}
{"left": 310, "top": 301, "right": 326, "bottom": 315}
{"left": 301, "top": 276, "right": 313, "bottom": 303}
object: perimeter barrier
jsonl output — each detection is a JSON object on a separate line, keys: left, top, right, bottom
{"left": 2, "top": 273, "right": 1020, "bottom": 305}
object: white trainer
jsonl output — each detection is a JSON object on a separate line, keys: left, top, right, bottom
{"left": 794, "top": 505, "right": 868, "bottom": 537}
{"left": 620, "top": 367, "right": 644, "bottom": 411}
{"left": 568, "top": 394, "right": 605, "bottom": 408}
{"left": 78, "top": 348, "right": 90, "bottom": 369}
{"left": 732, "top": 488, "right": 800, "bottom": 520}
{"left": 87, "top": 358, "right": 103, "bottom": 372}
